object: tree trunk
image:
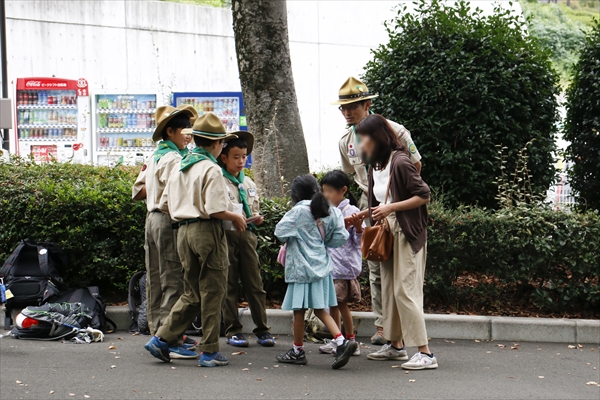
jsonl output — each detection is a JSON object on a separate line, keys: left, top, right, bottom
{"left": 231, "top": 0, "right": 309, "bottom": 198}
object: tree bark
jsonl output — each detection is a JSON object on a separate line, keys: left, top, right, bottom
{"left": 231, "top": 0, "right": 309, "bottom": 198}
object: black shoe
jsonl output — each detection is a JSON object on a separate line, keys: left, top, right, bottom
{"left": 332, "top": 340, "right": 358, "bottom": 370}
{"left": 276, "top": 348, "right": 308, "bottom": 365}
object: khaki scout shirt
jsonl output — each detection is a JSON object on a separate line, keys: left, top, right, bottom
{"left": 224, "top": 175, "right": 260, "bottom": 216}
{"left": 132, "top": 152, "right": 182, "bottom": 213}
{"left": 339, "top": 119, "right": 422, "bottom": 193}
{"left": 163, "top": 159, "right": 229, "bottom": 221}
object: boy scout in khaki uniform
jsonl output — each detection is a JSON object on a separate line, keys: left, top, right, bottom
{"left": 219, "top": 132, "right": 274, "bottom": 348}
{"left": 332, "top": 77, "right": 423, "bottom": 345}
{"left": 144, "top": 112, "right": 246, "bottom": 368}
{"left": 132, "top": 105, "right": 199, "bottom": 359}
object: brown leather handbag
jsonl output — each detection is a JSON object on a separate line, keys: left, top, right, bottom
{"left": 361, "top": 172, "right": 393, "bottom": 262}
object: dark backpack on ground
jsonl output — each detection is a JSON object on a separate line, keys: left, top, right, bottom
{"left": 0, "top": 239, "right": 67, "bottom": 329}
{"left": 11, "top": 302, "right": 94, "bottom": 341}
{"left": 53, "top": 286, "right": 116, "bottom": 333}
{"left": 127, "top": 271, "right": 149, "bottom": 334}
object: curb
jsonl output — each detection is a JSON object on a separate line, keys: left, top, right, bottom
{"left": 106, "top": 306, "right": 600, "bottom": 344}
{"left": 3, "top": 306, "right": 598, "bottom": 344}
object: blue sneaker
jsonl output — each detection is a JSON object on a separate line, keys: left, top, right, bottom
{"left": 227, "top": 333, "right": 249, "bottom": 347}
{"left": 169, "top": 346, "right": 199, "bottom": 359}
{"left": 198, "top": 351, "right": 229, "bottom": 367}
{"left": 144, "top": 336, "right": 171, "bottom": 363}
{"left": 182, "top": 335, "right": 198, "bottom": 351}
{"left": 256, "top": 332, "right": 275, "bottom": 347}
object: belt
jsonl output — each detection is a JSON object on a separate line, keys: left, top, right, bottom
{"left": 172, "top": 218, "right": 201, "bottom": 229}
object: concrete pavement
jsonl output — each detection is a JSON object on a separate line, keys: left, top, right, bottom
{"left": 1, "top": 334, "right": 599, "bottom": 399}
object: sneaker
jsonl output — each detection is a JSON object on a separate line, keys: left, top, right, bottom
{"left": 370, "top": 327, "right": 387, "bottom": 345}
{"left": 183, "top": 335, "right": 198, "bottom": 351}
{"left": 319, "top": 339, "right": 337, "bottom": 354}
{"left": 401, "top": 352, "right": 438, "bottom": 370}
{"left": 169, "top": 346, "right": 199, "bottom": 359}
{"left": 332, "top": 340, "right": 358, "bottom": 370}
{"left": 144, "top": 336, "right": 171, "bottom": 363}
{"left": 198, "top": 351, "right": 229, "bottom": 367}
{"left": 276, "top": 348, "right": 308, "bottom": 365}
{"left": 256, "top": 332, "right": 275, "bottom": 347}
{"left": 227, "top": 334, "right": 249, "bottom": 347}
{"left": 350, "top": 338, "right": 361, "bottom": 356}
{"left": 367, "top": 343, "right": 408, "bottom": 361}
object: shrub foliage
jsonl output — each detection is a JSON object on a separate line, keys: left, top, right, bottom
{"left": 363, "top": 0, "right": 559, "bottom": 209}
{"left": 0, "top": 161, "right": 597, "bottom": 315}
{"left": 564, "top": 20, "right": 600, "bottom": 211}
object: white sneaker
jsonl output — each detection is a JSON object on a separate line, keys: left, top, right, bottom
{"left": 401, "top": 352, "right": 438, "bottom": 370}
{"left": 319, "top": 339, "right": 337, "bottom": 354}
{"left": 350, "top": 338, "right": 361, "bottom": 356}
{"left": 367, "top": 343, "right": 408, "bottom": 361}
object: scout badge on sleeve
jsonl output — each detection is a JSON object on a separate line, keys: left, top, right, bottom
{"left": 348, "top": 143, "right": 356, "bottom": 157}
{"left": 247, "top": 188, "right": 257, "bottom": 197}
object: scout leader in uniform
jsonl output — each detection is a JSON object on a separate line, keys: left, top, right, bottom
{"left": 132, "top": 104, "right": 199, "bottom": 359}
{"left": 332, "top": 77, "right": 423, "bottom": 346}
{"left": 144, "top": 112, "right": 245, "bottom": 368}
{"left": 219, "top": 132, "right": 275, "bottom": 348}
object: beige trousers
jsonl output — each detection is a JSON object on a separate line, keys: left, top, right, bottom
{"left": 380, "top": 214, "right": 428, "bottom": 347}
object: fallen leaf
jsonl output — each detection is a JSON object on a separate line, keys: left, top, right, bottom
{"left": 232, "top": 351, "right": 247, "bottom": 356}
{"left": 248, "top": 363, "right": 252, "bottom": 365}
{"left": 69, "top": 394, "right": 75, "bottom": 397}
{"left": 513, "top": 343, "right": 520, "bottom": 347}
{"left": 474, "top": 340, "right": 480, "bottom": 343}
{"left": 509, "top": 376, "right": 514, "bottom": 379}
{"left": 538, "top": 376, "right": 544, "bottom": 379}
{"left": 15, "top": 381, "right": 22, "bottom": 384}
{"left": 391, "top": 365, "right": 401, "bottom": 368}
{"left": 556, "top": 353, "right": 561, "bottom": 356}
{"left": 586, "top": 381, "right": 598, "bottom": 386}
{"left": 110, "top": 365, "right": 116, "bottom": 369}
{"left": 115, "top": 356, "right": 121, "bottom": 359}
{"left": 242, "top": 368, "right": 249, "bottom": 371}
{"left": 261, "top": 394, "right": 264, "bottom": 396}
{"left": 132, "top": 332, "right": 140, "bottom": 336}
{"left": 117, "top": 337, "right": 123, "bottom": 340}
{"left": 203, "top": 375, "right": 207, "bottom": 378}
{"left": 511, "top": 346, "right": 519, "bottom": 350}
{"left": 273, "top": 365, "right": 279, "bottom": 368}
{"left": 486, "top": 351, "right": 492, "bottom": 354}
{"left": 108, "top": 345, "right": 116, "bottom": 350}
{"left": 171, "top": 367, "right": 176, "bottom": 370}
{"left": 409, "top": 379, "right": 416, "bottom": 383}
{"left": 496, "top": 344, "right": 506, "bottom": 349}
{"left": 256, "top": 378, "right": 262, "bottom": 381}
{"left": 537, "top": 348, "right": 542, "bottom": 351}
{"left": 578, "top": 344, "right": 584, "bottom": 348}
{"left": 84, "top": 396, "right": 90, "bottom": 399}
{"left": 568, "top": 345, "right": 577, "bottom": 349}
{"left": 263, "top": 367, "right": 269, "bottom": 370}
{"left": 49, "top": 391, "right": 55, "bottom": 394}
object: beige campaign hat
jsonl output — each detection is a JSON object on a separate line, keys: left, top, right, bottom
{"left": 153, "top": 105, "right": 198, "bottom": 142}
{"left": 331, "top": 76, "right": 379, "bottom": 105}
{"left": 183, "top": 112, "right": 238, "bottom": 142}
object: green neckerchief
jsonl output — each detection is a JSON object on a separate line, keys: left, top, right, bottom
{"left": 222, "top": 168, "right": 253, "bottom": 218}
{"left": 180, "top": 147, "right": 218, "bottom": 171}
{"left": 153, "top": 140, "right": 188, "bottom": 163}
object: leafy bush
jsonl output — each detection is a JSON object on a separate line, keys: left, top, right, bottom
{"left": 0, "top": 158, "right": 146, "bottom": 296}
{"left": 363, "top": 0, "right": 559, "bottom": 209}
{"left": 564, "top": 20, "right": 600, "bottom": 211}
{"left": 1, "top": 161, "right": 597, "bottom": 316}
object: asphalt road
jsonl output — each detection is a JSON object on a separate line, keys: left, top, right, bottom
{"left": 1, "top": 333, "right": 599, "bottom": 400}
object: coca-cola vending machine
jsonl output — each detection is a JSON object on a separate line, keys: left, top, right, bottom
{"left": 14, "top": 77, "right": 92, "bottom": 163}
{"left": 91, "top": 90, "right": 160, "bottom": 167}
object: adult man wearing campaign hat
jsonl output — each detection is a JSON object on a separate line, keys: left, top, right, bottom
{"left": 132, "top": 104, "right": 199, "bottom": 359}
{"left": 332, "top": 77, "right": 423, "bottom": 346}
{"left": 145, "top": 112, "right": 246, "bottom": 368}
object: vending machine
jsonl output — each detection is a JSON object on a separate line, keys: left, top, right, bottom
{"left": 91, "top": 91, "right": 160, "bottom": 167}
{"left": 14, "top": 77, "right": 92, "bottom": 163}
{"left": 171, "top": 91, "right": 250, "bottom": 165}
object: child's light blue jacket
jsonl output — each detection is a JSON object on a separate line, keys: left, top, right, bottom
{"left": 275, "top": 200, "right": 349, "bottom": 283}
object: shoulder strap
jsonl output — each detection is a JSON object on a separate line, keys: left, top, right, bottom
{"left": 36, "top": 245, "right": 51, "bottom": 279}
{"left": 0, "top": 241, "right": 26, "bottom": 277}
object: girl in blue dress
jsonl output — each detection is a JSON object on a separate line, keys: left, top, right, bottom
{"left": 275, "top": 174, "right": 358, "bottom": 369}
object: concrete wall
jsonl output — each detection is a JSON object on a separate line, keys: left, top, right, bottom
{"left": 5, "top": 0, "right": 521, "bottom": 169}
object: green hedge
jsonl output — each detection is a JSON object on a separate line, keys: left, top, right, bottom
{"left": 0, "top": 160, "right": 598, "bottom": 315}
